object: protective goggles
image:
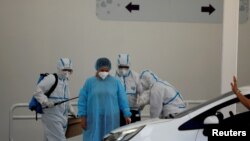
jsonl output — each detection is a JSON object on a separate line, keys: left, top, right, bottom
{"left": 62, "top": 69, "right": 73, "bottom": 73}
{"left": 118, "top": 66, "right": 129, "bottom": 69}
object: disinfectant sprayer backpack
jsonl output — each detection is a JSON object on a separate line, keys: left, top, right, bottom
{"left": 28, "top": 73, "right": 58, "bottom": 120}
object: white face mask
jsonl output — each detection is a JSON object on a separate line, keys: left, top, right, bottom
{"left": 98, "top": 72, "right": 109, "bottom": 80}
{"left": 61, "top": 71, "right": 70, "bottom": 79}
{"left": 118, "top": 68, "right": 129, "bottom": 76}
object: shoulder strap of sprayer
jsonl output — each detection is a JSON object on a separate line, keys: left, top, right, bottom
{"left": 44, "top": 73, "right": 58, "bottom": 97}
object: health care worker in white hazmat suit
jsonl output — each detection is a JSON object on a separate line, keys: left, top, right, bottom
{"left": 115, "top": 54, "right": 143, "bottom": 126}
{"left": 33, "top": 58, "right": 76, "bottom": 141}
{"left": 139, "top": 70, "right": 186, "bottom": 118}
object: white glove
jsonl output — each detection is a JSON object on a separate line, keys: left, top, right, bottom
{"left": 69, "top": 104, "right": 77, "bottom": 118}
{"left": 137, "top": 90, "right": 150, "bottom": 107}
{"left": 42, "top": 100, "right": 54, "bottom": 108}
{"left": 70, "top": 112, "right": 77, "bottom": 118}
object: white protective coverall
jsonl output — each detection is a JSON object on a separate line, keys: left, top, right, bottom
{"left": 33, "top": 58, "right": 76, "bottom": 141}
{"left": 139, "top": 70, "right": 186, "bottom": 118}
{"left": 115, "top": 54, "right": 143, "bottom": 111}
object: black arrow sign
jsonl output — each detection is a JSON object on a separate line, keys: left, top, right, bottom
{"left": 201, "top": 4, "right": 215, "bottom": 15}
{"left": 126, "top": 2, "right": 140, "bottom": 13}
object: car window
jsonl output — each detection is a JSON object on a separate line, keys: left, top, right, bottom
{"left": 178, "top": 93, "right": 250, "bottom": 130}
{"left": 220, "top": 110, "right": 250, "bottom": 126}
{"left": 175, "top": 92, "right": 233, "bottom": 119}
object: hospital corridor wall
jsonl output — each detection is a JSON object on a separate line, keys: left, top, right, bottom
{"left": 0, "top": 0, "right": 250, "bottom": 141}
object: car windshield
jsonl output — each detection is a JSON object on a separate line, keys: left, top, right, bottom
{"left": 174, "top": 91, "right": 233, "bottom": 118}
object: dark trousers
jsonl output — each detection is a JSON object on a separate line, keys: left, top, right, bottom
{"left": 120, "top": 110, "right": 141, "bottom": 126}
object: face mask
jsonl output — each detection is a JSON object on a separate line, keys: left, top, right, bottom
{"left": 61, "top": 71, "right": 70, "bottom": 79}
{"left": 118, "top": 69, "right": 129, "bottom": 76}
{"left": 99, "top": 72, "right": 109, "bottom": 80}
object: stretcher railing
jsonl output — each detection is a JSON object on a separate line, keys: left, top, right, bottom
{"left": 9, "top": 100, "right": 205, "bottom": 141}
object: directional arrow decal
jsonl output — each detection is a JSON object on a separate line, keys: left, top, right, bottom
{"left": 201, "top": 4, "right": 215, "bottom": 15}
{"left": 126, "top": 2, "right": 140, "bottom": 13}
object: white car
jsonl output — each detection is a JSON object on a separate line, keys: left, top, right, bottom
{"left": 103, "top": 86, "right": 250, "bottom": 141}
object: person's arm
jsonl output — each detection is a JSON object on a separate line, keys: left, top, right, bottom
{"left": 150, "top": 86, "right": 164, "bottom": 118}
{"left": 133, "top": 72, "right": 145, "bottom": 110}
{"left": 117, "top": 79, "right": 132, "bottom": 124}
{"left": 134, "top": 72, "right": 143, "bottom": 95}
{"left": 68, "top": 104, "right": 77, "bottom": 118}
{"left": 67, "top": 89, "right": 77, "bottom": 118}
{"left": 78, "top": 81, "right": 89, "bottom": 129}
{"left": 137, "top": 90, "right": 150, "bottom": 110}
{"left": 33, "top": 74, "right": 55, "bottom": 107}
{"left": 231, "top": 76, "right": 250, "bottom": 110}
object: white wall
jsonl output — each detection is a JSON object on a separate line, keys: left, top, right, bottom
{"left": 0, "top": 0, "right": 249, "bottom": 141}
{"left": 239, "top": 17, "right": 250, "bottom": 85}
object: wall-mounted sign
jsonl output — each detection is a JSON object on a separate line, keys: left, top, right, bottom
{"left": 96, "top": 0, "right": 249, "bottom": 23}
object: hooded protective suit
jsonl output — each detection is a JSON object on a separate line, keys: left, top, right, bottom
{"left": 33, "top": 58, "right": 76, "bottom": 141}
{"left": 140, "top": 70, "right": 186, "bottom": 118}
{"left": 115, "top": 54, "right": 143, "bottom": 111}
{"left": 115, "top": 54, "right": 143, "bottom": 125}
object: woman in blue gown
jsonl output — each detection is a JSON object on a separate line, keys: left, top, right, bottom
{"left": 78, "top": 57, "right": 132, "bottom": 141}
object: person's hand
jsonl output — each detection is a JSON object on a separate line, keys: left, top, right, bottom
{"left": 70, "top": 112, "right": 77, "bottom": 118}
{"left": 231, "top": 76, "right": 240, "bottom": 94}
{"left": 125, "top": 117, "right": 131, "bottom": 125}
{"left": 69, "top": 105, "right": 77, "bottom": 118}
{"left": 81, "top": 117, "right": 87, "bottom": 129}
{"left": 43, "top": 101, "right": 54, "bottom": 108}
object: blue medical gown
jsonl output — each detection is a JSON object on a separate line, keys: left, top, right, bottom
{"left": 78, "top": 76, "right": 131, "bottom": 141}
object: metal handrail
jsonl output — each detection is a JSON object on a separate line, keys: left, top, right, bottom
{"left": 9, "top": 100, "right": 205, "bottom": 141}
{"left": 9, "top": 102, "right": 78, "bottom": 141}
